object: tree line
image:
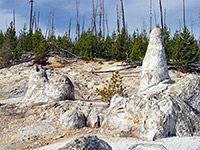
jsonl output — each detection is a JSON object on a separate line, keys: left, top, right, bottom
{"left": 0, "top": 21, "right": 199, "bottom": 71}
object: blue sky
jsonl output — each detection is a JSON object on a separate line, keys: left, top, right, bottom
{"left": 0, "top": 0, "right": 199, "bottom": 39}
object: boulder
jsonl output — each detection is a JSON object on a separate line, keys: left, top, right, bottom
{"left": 128, "top": 143, "right": 167, "bottom": 150}
{"left": 23, "top": 65, "right": 74, "bottom": 106}
{"left": 87, "top": 107, "right": 105, "bottom": 128}
{"left": 59, "top": 108, "right": 87, "bottom": 129}
{"left": 59, "top": 136, "right": 112, "bottom": 150}
{"left": 139, "top": 28, "right": 170, "bottom": 92}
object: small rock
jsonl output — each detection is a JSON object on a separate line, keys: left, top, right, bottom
{"left": 128, "top": 143, "right": 167, "bottom": 150}
{"left": 58, "top": 136, "right": 112, "bottom": 150}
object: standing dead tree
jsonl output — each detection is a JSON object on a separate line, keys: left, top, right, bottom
{"left": 102, "top": 0, "right": 105, "bottom": 39}
{"left": 99, "top": 0, "right": 102, "bottom": 32}
{"left": 183, "top": 0, "right": 186, "bottom": 27}
{"left": 29, "top": 0, "right": 34, "bottom": 32}
{"left": 51, "top": 8, "right": 55, "bottom": 38}
{"left": 116, "top": 5, "right": 121, "bottom": 34}
{"left": 82, "top": 14, "right": 85, "bottom": 33}
{"left": 45, "top": 9, "right": 52, "bottom": 39}
{"left": 159, "top": 0, "right": 164, "bottom": 34}
{"left": 13, "top": 10, "right": 15, "bottom": 30}
{"left": 75, "top": 0, "right": 80, "bottom": 42}
{"left": 120, "top": 0, "right": 126, "bottom": 34}
{"left": 150, "top": 0, "right": 152, "bottom": 33}
{"left": 68, "top": 18, "right": 71, "bottom": 41}
{"left": 106, "top": 11, "right": 109, "bottom": 36}
{"left": 91, "top": 0, "right": 98, "bottom": 35}
{"left": 37, "top": 12, "right": 40, "bottom": 30}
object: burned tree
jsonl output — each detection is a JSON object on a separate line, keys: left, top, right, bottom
{"left": 150, "top": 0, "right": 152, "bottom": 33}
{"left": 120, "top": 0, "right": 126, "bottom": 34}
{"left": 75, "top": 0, "right": 80, "bottom": 41}
{"left": 183, "top": 0, "right": 186, "bottom": 27}
{"left": 68, "top": 18, "right": 71, "bottom": 41}
{"left": 99, "top": 0, "right": 102, "bottom": 32}
{"left": 159, "top": 0, "right": 164, "bottom": 34}
{"left": 29, "top": 0, "right": 34, "bottom": 31}
{"left": 116, "top": 5, "right": 121, "bottom": 34}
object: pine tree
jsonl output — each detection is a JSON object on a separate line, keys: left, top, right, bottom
{"left": 0, "top": 30, "right": 4, "bottom": 49}
{"left": 163, "top": 24, "right": 172, "bottom": 61}
{"left": 172, "top": 26, "right": 199, "bottom": 71}
{"left": 130, "top": 29, "right": 148, "bottom": 61}
{"left": 16, "top": 24, "right": 29, "bottom": 52}
{"left": 32, "top": 28, "right": 47, "bottom": 64}
{"left": 114, "top": 28, "right": 128, "bottom": 60}
{"left": 0, "top": 21, "right": 17, "bottom": 66}
{"left": 103, "top": 35, "right": 113, "bottom": 60}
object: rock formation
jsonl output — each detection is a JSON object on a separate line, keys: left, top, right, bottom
{"left": 101, "top": 74, "right": 200, "bottom": 140}
{"left": 101, "top": 27, "right": 200, "bottom": 141}
{"left": 59, "top": 136, "right": 112, "bottom": 150}
{"left": 139, "top": 27, "right": 170, "bottom": 92}
{"left": 22, "top": 65, "right": 74, "bottom": 106}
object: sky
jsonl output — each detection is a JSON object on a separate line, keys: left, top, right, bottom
{"left": 0, "top": 0, "right": 199, "bottom": 40}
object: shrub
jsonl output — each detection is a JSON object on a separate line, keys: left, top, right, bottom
{"left": 96, "top": 71, "right": 128, "bottom": 102}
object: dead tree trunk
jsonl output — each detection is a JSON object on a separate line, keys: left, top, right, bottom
{"left": 99, "top": 0, "right": 102, "bottom": 32}
{"left": 51, "top": 8, "right": 55, "bottom": 37}
{"left": 91, "top": 0, "right": 97, "bottom": 35}
{"left": 159, "top": 0, "right": 164, "bottom": 34}
{"left": 106, "top": 11, "right": 109, "bottom": 36}
{"left": 116, "top": 5, "right": 120, "bottom": 34}
{"left": 29, "top": 0, "right": 34, "bottom": 31}
{"left": 75, "top": 0, "right": 80, "bottom": 42}
{"left": 37, "top": 12, "right": 40, "bottom": 30}
{"left": 45, "top": 9, "right": 52, "bottom": 39}
{"left": 150, "top": 0, "right": 152, "bottom": 33}
{"left": 120, "top": 0, "right": 126, "bottom": 34}
{"left": 32, "top": 11, "right": 36, "bottom": 32}
{"left": 68, "top": 18, "right": 71, "bottom": 41}
{"left": 102, "top": 0, "right": 105, "bottom": 39}
{"left": 82, "top": 14, "right": 85, "bottom": 33}
{"left": 13, "top": 10, "right": 15, "bottom": 30}
{"left": 183, "top": 0, "right": 186, "bottom": 27}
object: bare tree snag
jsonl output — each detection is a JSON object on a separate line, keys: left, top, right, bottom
{"left": 32, "top": 11, "right": 36, "bottom": 32}
{"left": 13, "top": 10, "right": 15, "bottom": 30}
{"left": 82, "top": 14, "right": 85, "bottom": 33}
{"left": 45, "top": 9, "right": 52, "bottom": 39}
{"left": 150, "top": 0, "right": 152, "bottom": 33}
{"left": 106, "top": 11, "right": 109, "bottom": 36}
{"left": 37, "top": 12, "right": 40, "bottom": 30}
{"left": 51, "top": 8, "right": 55, "bottom": 37}
{"left": 116, "top": 5, "right": 120, "bottom": 34}
{"left": 68, "top": 18, "right": 71, "bottom": 41}
{"left": 183, "top": 0, "right": 186, "bottom": 27}
{"left": 75, "top": 0, "right": 80, "bottom": 42}
{"left": 99, "top": 0, "right": 102, "bottom": 32}
{"left": 29, "top": 0, "right": 34, "bottom": 31}
{"left": 102, "top": 0, "right": 105, "bottom": 39}
{"left": 159, "top": 0, "right": 164, "bottom": 34}
{"left": 120, "top": 0, "right": 126, "bottom": 34}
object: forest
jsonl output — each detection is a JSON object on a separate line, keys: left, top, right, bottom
{"left": 0, "top": 0, "right": 199, "bottom": 72}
